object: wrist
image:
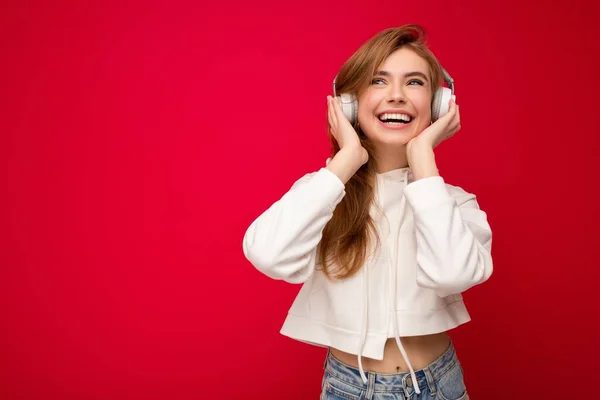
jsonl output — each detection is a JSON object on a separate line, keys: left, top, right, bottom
{"left": 407, "top": 145, "right": 439, "bottom": 181}
{"left": 326, "top": 147, "right": 365, "bottom": 184}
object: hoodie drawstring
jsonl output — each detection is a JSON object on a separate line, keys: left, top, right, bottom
{"left": 391, "top": 169, "right": 420, "bottom": 394}
{"left": 357, "top": 260, "right": 369, "bottom": 383}
{"left": 356, "top": 169, "right": 420, "bottom": 394}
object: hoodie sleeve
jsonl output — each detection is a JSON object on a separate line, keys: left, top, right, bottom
{"left": 242, "top": 168, "right": 346, "bottom": 284}
{"left": 403, "top": 176, "right": 493, "bottom": 297}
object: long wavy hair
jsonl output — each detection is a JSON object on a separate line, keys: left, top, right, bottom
{"left": 318, "top": 24, "right": 445, "bottom": 280}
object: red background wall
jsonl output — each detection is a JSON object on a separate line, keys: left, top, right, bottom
{"left": 2, "top": 0, "right": 599, "bottom": 399}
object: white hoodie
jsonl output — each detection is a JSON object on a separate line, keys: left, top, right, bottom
{"left": 242, "top": 164, "right": 493, "bottom": 392}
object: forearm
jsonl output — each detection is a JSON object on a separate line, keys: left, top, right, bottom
{"left": 243, "top": 169, "right": 346, "bottom": 283}
{"left": 404, "top": 177, "right": 493, "bottom": 297}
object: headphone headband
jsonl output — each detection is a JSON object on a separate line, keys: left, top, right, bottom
{"left": 332, "top": 77, "right": 338, "bottom": 98}
{"left": 441, "top": 68, "right": 455, "bottom": 95}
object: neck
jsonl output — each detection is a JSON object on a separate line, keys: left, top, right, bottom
{"left": 373, "top": 144, "right": 409, "bottom": 173}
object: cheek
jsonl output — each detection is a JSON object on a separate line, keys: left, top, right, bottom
{"left": 415, "top": 93, "right": 433, "bottom": 117}
{"left": 420, "top": 106, "right": 432, "bottom": 123}
{"left": 357, "top": 92, "right": 376, "bottom": 114}
{"left": 357, "top": 95, "right": 379, "bottom": 126}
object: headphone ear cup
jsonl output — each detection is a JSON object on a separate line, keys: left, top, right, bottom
{"left": 431, "top": 87, "right": 452, "bottom": 122}
{"left": 336, "top": 93, "right": 358, "bottom": 125}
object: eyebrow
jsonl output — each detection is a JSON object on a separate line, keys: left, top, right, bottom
{"left": 375, "top": 70, "right": 429, "bottom": 82}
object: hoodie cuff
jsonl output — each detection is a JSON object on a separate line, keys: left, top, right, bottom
{"left": 313, "top": 167, "right": 346, "bottom": 210}
{"left": 403, "top": 176, "right": 453, "bottom": 212}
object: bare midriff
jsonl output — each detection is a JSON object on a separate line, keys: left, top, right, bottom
{"left": 329, "top": 332, "right": 451, "bottom": 373}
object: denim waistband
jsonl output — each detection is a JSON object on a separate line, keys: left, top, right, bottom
{"left": 324, "top": 341, "right": 459, "bottom": 394}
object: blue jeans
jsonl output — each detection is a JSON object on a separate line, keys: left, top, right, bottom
{"left": 320, "top": 342, "right": 469, "bottom": 400}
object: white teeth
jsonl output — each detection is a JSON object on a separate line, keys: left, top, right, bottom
{"left": 379, "top": 113, "right": 412, "bottom": 122}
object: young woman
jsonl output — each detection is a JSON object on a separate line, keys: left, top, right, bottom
{"left": 243, "top": 24, "right": 492, "bottom": 400}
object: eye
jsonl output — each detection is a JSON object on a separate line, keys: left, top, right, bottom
{"left": 371, "top": 78, "right": 386, "bottom": 85}
{"left": 407, "top": 79, "right": 425, "bottom": 86}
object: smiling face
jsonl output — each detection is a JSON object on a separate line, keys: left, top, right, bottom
{"left": 357, "top": 47, "right": 434, "bottom": 149}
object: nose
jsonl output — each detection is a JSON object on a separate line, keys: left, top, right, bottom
{"left": 387, "top": 84, "right": 406, "bottom": 103}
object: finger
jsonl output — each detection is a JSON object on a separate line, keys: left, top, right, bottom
{"left": 444, "top": 112, "right": 459, "bottom": 134}
{"left": 332, "top": 96, "right": 346, "bottom": 123}
{"left": 449, "top": 121, "right": 461, "bottom": 136}
{"left": 455, "top": 104, "right": 460, "bottom": 125}
{"left": 450, "top": 105, "right": 460, "bottom": 128}
{"left": 450, "top": 105, "right": 461, "bottom": 132}
{"left": 448, "top": 115, "right": 460, "bottom": 132}
{"left": 436, "top": 99, "right": 456, "bottom": 127}
{"left": 331, "top": 97, "right": 340, "bottom": 127}
{"left": 442, "top": 100, "right": 459, "bottom": 130}
{"left": 448, "top": 123, "right": 459, "bottom": 135}
{"left": 448, "top": 98, "right": 458, "bottom": 118}
{"left": 327, "top": 99, "right": 340, "bottom": 141}
{"left": 327, "top": 97, "right": 337, "bottom": 130}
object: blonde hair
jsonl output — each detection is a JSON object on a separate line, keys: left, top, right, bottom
{"left": 318, "top": 24, "right": 445, "bottom": 280}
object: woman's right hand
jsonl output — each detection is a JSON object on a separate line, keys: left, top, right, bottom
{"left": 327, "top": 96, "right": 368, "bottom": 166}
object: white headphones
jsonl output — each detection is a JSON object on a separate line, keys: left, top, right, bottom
{"left": 332, "top": 68, "right": 455, "bottom": 125}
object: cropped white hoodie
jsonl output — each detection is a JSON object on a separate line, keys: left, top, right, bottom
{"left": 242, "top": 164, "right": 493, "bottom": 393}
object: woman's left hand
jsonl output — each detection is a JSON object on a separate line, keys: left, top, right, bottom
{"left": 407, "top": 98, "right": 460, "bottom": 151}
